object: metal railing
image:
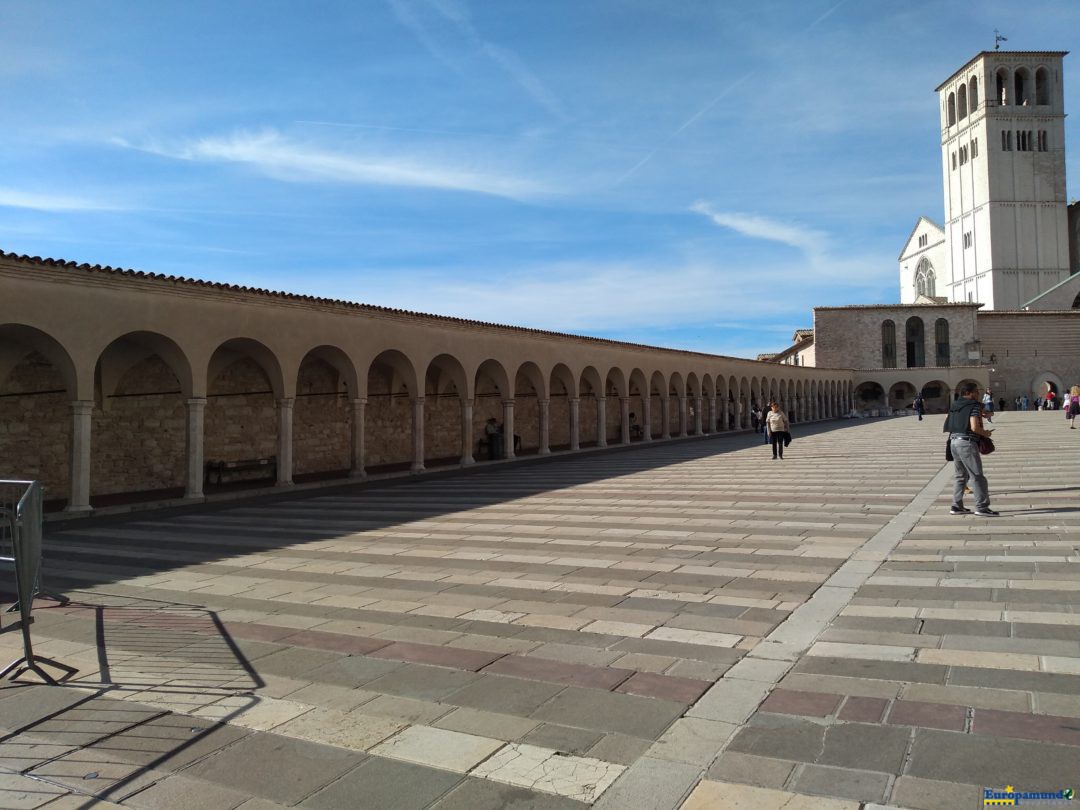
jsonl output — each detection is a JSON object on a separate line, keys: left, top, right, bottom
{"left": 0, "top": 480, "right": 74, "bottom": 683}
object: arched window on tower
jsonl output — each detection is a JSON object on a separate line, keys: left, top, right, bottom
{"left": 906, "top": 317, "right": 925, "bottom": 368}
{"left": 935, "top": 318, "right": 950, "bottom": 367}
{"left": 969, "top": 76, "right": 979, "bottom": 112}
{"left": 1014, "top": 67, "right": 1031, "bottom": 105}
{"left": 1035, "top": 67, "right": 1050, "bottom": 105}
{"left": 947, "top": 92, "right": 957, "bottom": 126}
{"left": 996, "top": 67, "right": 1010, "bottom": 105}
{"left": 881, "top": 320, "right": 896, "bottom": 369}
{"left": 957, "top": 84, "right": 968, "bottom": 119}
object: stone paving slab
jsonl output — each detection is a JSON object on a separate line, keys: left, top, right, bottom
{"left": 2, "top": 414, "right": 1078, "bottom": 808}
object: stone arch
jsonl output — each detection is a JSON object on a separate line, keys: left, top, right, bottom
{"left": 738, "top": 376, "right": 751, "bottom": 429}
{"left": 686, "top": 372, "right": 702, "bottom": 435}
{"left": 292, "top": 346, "right": 359, "bottom": 479}
{"left": 474, "top": 358, "right": 511, "bottom": 460}
{"left": 1030, "top": 372, "right": 1064, "bottom": 406}
{"left": 650, "top": 371, "right": 667, "bottom": 438}
{"left": 1014, "top": 66, "right": 1032, "bottom": 106}
{"left": 669, "top": 371, "right": 685, "bottom": 436}
{"left": 854, "top": 381, "right": 886, "bottom": 411}
{"left": 92, "top": 332, "right": 196, "bottom": 499}
{"left": 204, "top": 338, "right": 286, "bottom": 486}
{"left": 995, "top": 66, "right": 1011, "bottom": 105}
{"left": 424, "top": 353, "right": 469, "bottom": 467}
{"left": 947, "top": 91, "right": 956, "bottom": 125}
{"left": 514, "top": 361, "right": 546, "bottom": 454}
{"left": 549, "top": 363, "right": 576, "bottom": 450}
{"left": 888, "top": 380, "right": 918, "bottom": 411}
{"left": 628, "top": 368, "right": 650, "bottom": 441}
{"left": 957, "top": 83, "right": 968, "bottom": 119}
{"left": 366, "top": 349, "right": 421, "bottom": 472}
{"left": 0, "top": 325, "right": 79, "bottom": 507}
{"left": 920, "top": 379, "right": 950, "bottom": 413}
{"left": 969, "top": 75, "right": 979, "bottom": 111}
{"left": 579, "top": 366, "right": 603, "bottom": 447}
{"left": 1035, "top": 66, "right": 1050, "bottom": 105}
{"left": 603, "top": 367, "right": 627, "bottom": 445}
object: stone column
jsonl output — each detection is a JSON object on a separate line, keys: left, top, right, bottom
{"left": 596, "top": 396, "right": 607, "bottom": 448}
{"left": 678, "top": 396, "right": 688, "bottom": 437}
{"left": 277, "top": 398, "right": 294, "bottom": 486}
{"left": 569, "top": 397, "right": 580, "bottom": 450}
{"left": 661, "top": 397, "right": 671, "bottom": 439}
{"left": 350, "top": 398, "right": 367, "bottom": 478}
{"left": 184, "top": 397, "right": 207, "bottom": 500}
{"left": 502, "top": 399, "right": 515, "bottom": 459}
{"left": 721, "top": 397, "right": 729, "bottom": 431}
{"left": 66, "top": 400, "right": 94, "bottom": 513}
{"left": 460, "top": 398, "right": 475, "bottom": 465}
{"left": 642, "top": 396, "right": 652, "bottom": 441}
{"left": 619, "top": 397, "right": 631, "bottom": 444}
{"left": 538, "top": 398, "right": 551, "bottom": 455}
{"left": 411, "top": 397, "right": 426, "bottom": 472}
{"left": 695, "top": 396, "right": 704, "bottom": 435}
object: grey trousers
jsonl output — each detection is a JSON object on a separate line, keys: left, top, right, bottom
{"left": 951, "top": 435, "right": 989, "bottom": 509}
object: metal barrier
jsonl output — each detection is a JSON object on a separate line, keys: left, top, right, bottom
{"left": 0, "top": 480, "right": 74, "bottom": 683}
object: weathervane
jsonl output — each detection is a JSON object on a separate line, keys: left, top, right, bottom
{"left": 994, "top": 29, "right": 1008, "bottom": 50}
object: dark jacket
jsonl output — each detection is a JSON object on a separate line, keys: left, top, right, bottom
{"left": 944, "top": 398, "right": 980, "bottom": 435}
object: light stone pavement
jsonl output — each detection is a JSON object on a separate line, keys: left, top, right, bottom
{"left": 1, "top": 413, "right": 1078, "bottom": 809}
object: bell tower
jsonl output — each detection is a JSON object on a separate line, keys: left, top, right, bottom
{"left": 936, "top": 50, "right": 1069, "bottom": 309}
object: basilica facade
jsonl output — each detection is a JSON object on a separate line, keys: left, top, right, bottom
{"left": 771, "top": 49, "right": 1080, "bottom": 411}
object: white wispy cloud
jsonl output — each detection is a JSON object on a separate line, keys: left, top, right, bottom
{"left": 690, "top": 201, "right": 829, "bottom": 259}
{"left": 115, "top": 130, "right": 550, "bottom": 201}
{"left": 314, "top": 250, "right": 890, "bottom": 339}
{"left": 387, "top": 0, "right": 569, "bottom": 120}
{"left": 0, "top": 187, "right": 122, "bottom": 212}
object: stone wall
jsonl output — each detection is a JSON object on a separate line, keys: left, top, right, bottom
{"left": 0, "top": 352, "right": 70, "bottom": 501}
{"left": 92, "top": 355, "right": 185, "bottom": 495}
{"left": 814, "top": 304, "right": 980, "bottom": 369}
{"left": 205, "top": 358, "right": 279, "bottom": 482}
{"left": 978, "top": 311, "right": 1080, "bottom": 401}
{"left": 294, "top": 358, "right": 350, "bottom": 475}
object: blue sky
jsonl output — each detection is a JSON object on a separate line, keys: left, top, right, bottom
{"left": 2, "top": 1, "right": 1077, "bottom": 358}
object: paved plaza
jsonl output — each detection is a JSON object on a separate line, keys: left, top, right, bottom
{"left": 2, "top": 413, "right": 1079, "bottom": 809}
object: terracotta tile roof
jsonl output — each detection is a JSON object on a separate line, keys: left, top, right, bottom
{"left": 0, "top": 249, "right": 772, "bottom": 364}
{"left": 814, "top": 302, "right": 981, "bottom": 312}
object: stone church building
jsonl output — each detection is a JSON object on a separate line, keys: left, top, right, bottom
{"left": 772, "top": 49, "right": 1080, "bottom": 411}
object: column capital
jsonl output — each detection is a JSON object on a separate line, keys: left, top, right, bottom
{"left": 185, "top": 397, "right": 208, "bottom": 408}
{"left": 539, "top": 398, "right": 550, "bottom": 407}
{"left": 70, "top": 399, "right": 94, "bottom": 415}
{"left": 413, "top": 396, "right": 426, "bottom": 406}
{"left": 502, "top": 399, "right": 514, "bottom": 408}
{"left": 569, "top": 396, "right": 580, "bottom": 404}
{"left": 619, "top": 395, "right": 630, "bottom": 403}
{"left": 277, "top": 397, "right": 295, "bottom": 409}
{"left": 351, "top": 397, "right": 368, "bottom": 407}
{"left": 597, "top": 395, "right": 607, "bottom": 401}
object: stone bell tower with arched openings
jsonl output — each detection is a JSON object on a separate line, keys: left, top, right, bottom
{"left": 936, "top": 50, "right": 1069, "bottom": 310}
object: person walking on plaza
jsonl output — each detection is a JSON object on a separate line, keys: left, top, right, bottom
{"left": 1069, "top": 387, "right": 1080, "bottom": 428}
{"left": 913, "top": 392, "right": 925, "bottom": 421}
{"left": 765, "top": 401, "right": 790, "bottom": 460}
{"left": 945, "top": 382, "right": 997, "bottom": 517}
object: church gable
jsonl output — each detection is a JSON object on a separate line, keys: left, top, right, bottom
{"left": 898, "top": 217, "right": 945, "bottom": 261}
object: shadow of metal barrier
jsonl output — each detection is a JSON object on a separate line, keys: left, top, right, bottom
{"left": 0, "top": 591, "right": 266, "bottom": 805}
{"left": 0, "top": 480, "right": 74, "bottom": 684}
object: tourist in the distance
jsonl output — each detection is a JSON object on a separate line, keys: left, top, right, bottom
{"left": 1069, "top": 387, "right": 1080, "bottom": 428}
{"left": 765, "top": 401, "right": 790, "bottom": 460}
{"left": 912, "top": 392, "right": 925, "bottom": 421}
{"left": 945, "top": 382, "right": 998, "bottom": 517}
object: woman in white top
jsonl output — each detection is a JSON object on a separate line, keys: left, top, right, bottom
{"left": 765, "top": 402, "right": 791, "bottom": 459}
